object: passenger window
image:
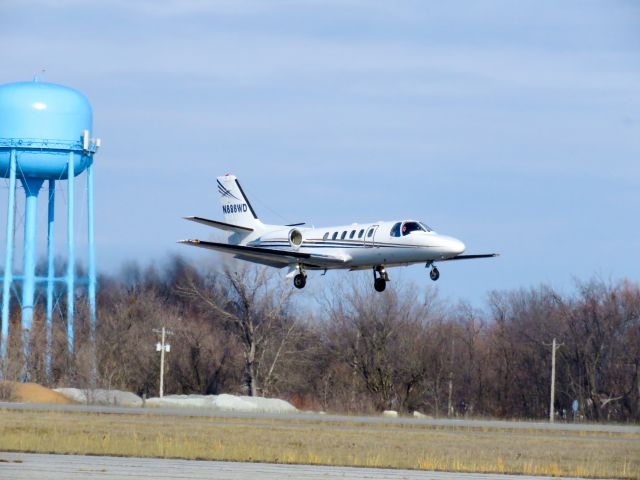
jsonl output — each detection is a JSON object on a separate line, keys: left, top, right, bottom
{"left": 349, "top": 230, "right": 355, "bottom": 239}
{"left": 341, "top": 231, "right": 347, "bottom": 240}
{"left": 358, "top": 229, "right": 364, "bottom": 238}
{"left": 332, "top": 232, "right": 338, "bottom": 240}
{"left": 323, "top": 232, "right": 329, "bottom": 240}
{"left": 367, "top": 228, "right": 374, "bottom": 238}
{"left": 390, "top": 222, "right": 401, "bottom": 237}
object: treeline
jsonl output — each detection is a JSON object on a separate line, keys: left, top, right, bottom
{"left": 2, "top": 257, "right": 639, "bottom": 421}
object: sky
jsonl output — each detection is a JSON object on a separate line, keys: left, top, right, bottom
{"left": 1, "top": 0, "right": 639, "bottom": 306}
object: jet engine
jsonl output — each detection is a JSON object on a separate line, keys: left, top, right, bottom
{"left": 256, "top": 228, "right": 304, "bottom": 250}
{"left": 288, "top": 228, "right": 303, "bottom": 249}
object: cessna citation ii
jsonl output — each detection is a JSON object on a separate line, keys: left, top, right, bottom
{"left": 179, "top": 175, "right": 498, "bottom": 292}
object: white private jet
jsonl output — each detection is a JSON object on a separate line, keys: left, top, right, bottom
{"left": 179, "top": 174, "right": 498, "bottom": 292}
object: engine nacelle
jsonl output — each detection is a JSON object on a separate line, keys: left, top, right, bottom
{"left": 288, "top": 228, "right": 303, "bottom": 249}
{"left": 257, "top": 228, "right": 305, "bottom": 250}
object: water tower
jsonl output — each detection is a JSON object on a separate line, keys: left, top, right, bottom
{"left": 0, "top": 79, "right": 99, "bottom": 376}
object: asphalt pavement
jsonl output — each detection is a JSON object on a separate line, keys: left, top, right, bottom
{"left": 0, "top": 452, "right": 591, "bottom": 480}
{"left": 1, "top": 401, "right": 638, "bottom": 434}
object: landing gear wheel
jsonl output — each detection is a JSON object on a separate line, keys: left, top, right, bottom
{"left": 372, "top": 265, "right": 389, "bottom": 292}
{"left": 430, "top": 267, "right": 440, "bottom": 281}
{"left": 374, "top": 277, "right": 387, "bottom": 292}
{"left": 293, "top": 273, "right": 307, "bottom": 289}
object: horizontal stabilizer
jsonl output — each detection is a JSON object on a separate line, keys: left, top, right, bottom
{"left": 441, "top": 253, "right": 500, "bottom": 261}
{"left": 184, "top": 216, "right": 254, "bottom": 232}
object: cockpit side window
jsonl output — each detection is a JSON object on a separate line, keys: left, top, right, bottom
{"left": 390, "top": 222, "right": 401, "bottom": 237}
{"left": 332, "top": 232, "right": 338, "bottom": 240}
{"left": 401, "top": 221, "right": 425, "bottom": 236}
{"left": 358, "top": 229, "right": 364, "bottom": 238}
{"left": 420, "top": 222, "right": 433, "bottom": 232}
{"left": 323, "top": 232, "right": 329, "bottom": 240}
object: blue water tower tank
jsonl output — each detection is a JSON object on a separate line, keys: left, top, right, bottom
{"left": 0, "top": 80, "right": 96, "bottom": 179}
{"left": 0, "top": 79, "right": 100, "bottom": 373}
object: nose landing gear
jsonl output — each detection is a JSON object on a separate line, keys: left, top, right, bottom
{"left": 373, "top": 265, "right": 389, "bottom": 292}
{"left": 425, "top": 262, "right": 440, "bottom": 281}
{"left": 429, "top": 266, "right": 440, "bottom": 281}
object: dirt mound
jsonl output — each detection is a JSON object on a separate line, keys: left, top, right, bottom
{"left": 3, "top": 382, "right": 74, "bottom": 404}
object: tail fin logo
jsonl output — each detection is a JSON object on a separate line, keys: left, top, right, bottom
{"left": 217, "top": 174, "right": 260, "bottom": 223}
{"left": 217, "top": 179, "right": 241, "bottom": 202}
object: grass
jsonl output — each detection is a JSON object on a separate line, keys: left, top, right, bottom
{"left": 0, "top": 408, "right": 638, "bottom": 478}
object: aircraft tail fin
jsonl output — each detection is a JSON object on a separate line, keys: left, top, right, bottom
{"left": 217, "top": 174, "right": 262, "bottom": 229}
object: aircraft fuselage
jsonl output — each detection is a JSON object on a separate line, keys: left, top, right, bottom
{"left": 244, "top": 221, "right": 465, "bottom": 270}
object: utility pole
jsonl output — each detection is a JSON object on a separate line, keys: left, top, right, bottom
{"left": 153, "top": 327, "right": 172, "bottom": 398}
{"left": 544, "top": 338, "right": 562, "bottom": 423}
{"left": 447, "top": 335, "right": 454, "bottom": 418}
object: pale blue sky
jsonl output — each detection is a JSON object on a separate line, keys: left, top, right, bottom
{"left": 1, "top": 1, "right": 639, "bottom": 305}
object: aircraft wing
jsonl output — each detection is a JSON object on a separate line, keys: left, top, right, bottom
{"left": 440, "top": 253, "right": 500, "bottom": 261}
{"left": 178, "top": 239, "right": 349, "bottom": 268}
{"left": 183, "top": 216, "right": 254, "bottom": 233}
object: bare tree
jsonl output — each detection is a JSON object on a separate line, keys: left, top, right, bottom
{"left": 179, "top": 264, "right": 297, "bottom": 397}
{"left": 560, "top": 279, "right": 640, "bottom": 420}
{"left": 322, "top": 275, "right": 440, "bottom": 412}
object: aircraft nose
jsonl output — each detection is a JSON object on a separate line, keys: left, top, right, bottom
{"left": 446, "top": 237, "right": 465, "bottom": 255}
{"left": 453, "top": 239, "right": 466, "bottom": 255}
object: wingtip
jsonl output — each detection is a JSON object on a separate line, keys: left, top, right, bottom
{"left": 177, "top": 239, "right": 200, "bottom": 245}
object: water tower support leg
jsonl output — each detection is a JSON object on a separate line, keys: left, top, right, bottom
{"left": 21, "top": 178, "right": 44, "bottom": 334}
{"left": 46, "top": 179, "right": 56, "bottom": 379}
{"left": 66, "top": 152, "right": 75, "bottom": 354}
{"left": 87, "top": 161, "right": 96, "bottom": 381}
{"left": 1, "top": 149, "right": 17, "bottom": 362}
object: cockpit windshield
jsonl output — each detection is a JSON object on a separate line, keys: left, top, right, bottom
{"left": 401, "top": 221, "right": 432, "bottom": 236}
{"left": 419, "top": 221, "right": 433, "bottom": 232}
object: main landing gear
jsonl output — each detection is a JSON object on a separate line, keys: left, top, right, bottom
{"left": 293, "top": 264, "right": 307, "bottom": 289}
{"left": 293, "top": 274, "right": 306, "bottom": 289}
{"left": 373, "top": 265, "right": 389, "bottom": 292}
{"left": 427, "top": 262, "right": 440, "bottom": 281}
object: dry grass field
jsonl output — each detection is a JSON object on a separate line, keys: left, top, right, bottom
{"left": 0, "top": 408, "right": 638, "bottom": 478}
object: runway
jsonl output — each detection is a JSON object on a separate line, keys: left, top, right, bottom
{"left": 1, "top": 402, "right": 637, "bottom": 434}
{"left": 0, "top": 452, "right": 589, "bottom": 480}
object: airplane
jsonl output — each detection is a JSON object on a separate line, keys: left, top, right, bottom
{"left": 179, "top": 174, "right": 498, "bottom": 292}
